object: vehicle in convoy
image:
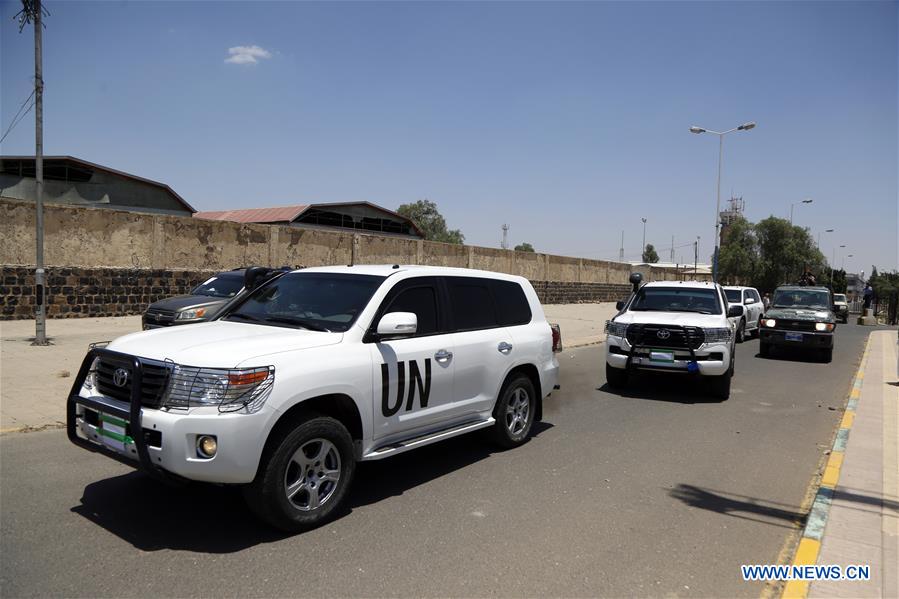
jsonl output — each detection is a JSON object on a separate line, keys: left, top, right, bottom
{"left": 758, "top": 285, "right": 836, "bottom": 362}
{"left": 724, "top": 286, "right": 764, "bottom": 342}
{"left": 142, "top": 270, "right": 247, "bottom": 329}
{"left": 67, "top": 265, "right": 562, "bottom": 531}
{"left": 604, "top": 274, "right": 742, "bottom": 399}
{"left": 833, "top": 293, "right": 849, "bottom": 323}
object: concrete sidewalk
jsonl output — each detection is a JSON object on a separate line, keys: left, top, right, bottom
{"left": 785, "top": 330, "right": 899, "bottom": 599}
{"left": 0, "top": 303, "right": 617, "bottom": 432}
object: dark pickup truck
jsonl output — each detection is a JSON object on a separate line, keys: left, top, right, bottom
{"left": 759, "top": 285, "right": 836, "bottom": 362}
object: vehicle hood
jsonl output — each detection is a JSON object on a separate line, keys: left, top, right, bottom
{"left": 765, "top": 307, "right": 834, "bottom": 322}
{"left": 612, "top": 311, "right": 728, "bottom": 328}
{"left": 107, "top": 321, "right": 343, "bottom": 366}
{"left": 148, "top": 295, "right": 228, "bottom": 313}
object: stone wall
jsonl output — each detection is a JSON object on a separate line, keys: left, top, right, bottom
{"left": 0, "top": 198, "right": 685, "bottom": 320}
{"left": 0, "top": 266, "right": 218, "bottom": 320}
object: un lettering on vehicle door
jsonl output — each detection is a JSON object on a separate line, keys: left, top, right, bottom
{"left": 371, "top": 341, "right": 456, "bottom": 439}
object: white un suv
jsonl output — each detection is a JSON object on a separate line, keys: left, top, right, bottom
{"left": 604, "top": 274, "right": 742, "bottom": 399}
{"left": 67, "top": 265, "right": 561, "bottom": 531}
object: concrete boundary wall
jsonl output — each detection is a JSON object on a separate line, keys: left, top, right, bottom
{"left": 1, "top": 198, "right": 700, "bottom": 320}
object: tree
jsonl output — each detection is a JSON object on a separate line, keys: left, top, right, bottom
{"left": 514, "top": 242, "right": 535, "bottom": 252}
{"left": 718, "top": 219, "right": 758, "bottom": 285}
{"left": 642, "top": 244, "right": 659, "bottom": 263}
{"left": 831, "top": 269, "right": 848, "bottom": 294}
{"left": 754, "top": 217, "right": 826, "bottom": 292}
{"left": 396, "top": 199, "right": 465, "bottom": 244}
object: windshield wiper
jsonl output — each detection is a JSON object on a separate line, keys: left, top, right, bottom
{"left": 263, "top": 316, "right": 331, "bottom": 332}
{"left": 226, "top": 313, "right": 261, "bottom": 322}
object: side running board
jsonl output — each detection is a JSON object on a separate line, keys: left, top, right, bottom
{"left": 361, "top": 418, "right": 495, "bottom": 461}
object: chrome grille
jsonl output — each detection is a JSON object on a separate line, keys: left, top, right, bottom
{"left": 625, "top": 324, "right": 705, "bottom": 349}
{"left": 96, "top": 357, "right": 171, "bottom": 407}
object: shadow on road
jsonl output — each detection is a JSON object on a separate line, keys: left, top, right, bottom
{"left": 598, "top": 373, "right": 725, "bottom": 405}
{"left": 754, "top": 348, "right": 827, "bottom": 364}
{"left": 668, "top": 484, "right": 805, "bottom": 529}
{"left": 70, "top": 422, "right": 552, "bottom": 552}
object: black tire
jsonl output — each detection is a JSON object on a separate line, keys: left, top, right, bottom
{"left": 820, "top": 348, "right": 833, "bottom": 363}
{"left": 489, "top": 373, "right": 536, "bottom": 449}
{"left": 736, "top": 319, "right": 746, "bottom": 343}
{"left": 605, "top": 362, "right": 628, "bottom": 390}
{"left": 243, "top": 415, "right": 356, "bottom": 532}
{"left": 708, "top": 354, "right": 734, "bottom": 400}
{"left": 759, "top": 342, "right": 771, "bottom": 358}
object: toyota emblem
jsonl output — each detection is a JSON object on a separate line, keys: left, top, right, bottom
{"left": 113, "top": 368, "right": 130, "bottom": 388}
{"left": 656, "top": 329, "right": 671, "bottom": 340}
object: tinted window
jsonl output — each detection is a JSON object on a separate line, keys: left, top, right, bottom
{"left": 384, "top": 285, "right": 439, "bottom": 336}
{"left": 834, "top": 294, "right": 847, "bottom": 302}
{"left": 491, "top": 280, "right": 532, "bottom": 326}
{"left": 226, "top": 273, "right": 383, "bottom": 332}
{"left": 192, "top": 274, "right": 244, "bottom": 298}
{"left": 629, "top": 286, "right": 722, "bottom": 314}
{"left": 447, "top": 278, "right": 498, "bottom": 330}
{"left": 750, "top": 290, "right": 762, "bottom": 302}
{"left": 773, "top": 289, "right": 831, "bottom": 309}
{"left": 724, "top": 289, "right": 741, "bottom": 302}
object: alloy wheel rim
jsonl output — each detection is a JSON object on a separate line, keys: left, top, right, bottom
{"left": 505, "top": 387, "right": 530, "bottom": 436}
{"left": 284, "top": 438, "right": 341, "bottom": 511}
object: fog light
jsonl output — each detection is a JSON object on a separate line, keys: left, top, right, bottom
{"left": 197, "top": 435, "right": 217, "bottom": 458}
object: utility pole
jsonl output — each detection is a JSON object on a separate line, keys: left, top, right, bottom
{"left": 618, "top": 230, "right": 624, "bottom": 262}
{"left": 693, "top": 240, "right": 698, "bottom": 279}
{"left": 501, "top": 224, "right": 509, "bottom": 250}
{"left": 17, "top": 0, "right": 49, "bottom": 345}
{"left": 670, "top": 235, "right": 674, "bottom": 262}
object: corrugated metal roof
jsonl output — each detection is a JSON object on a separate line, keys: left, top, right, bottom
{"left": 194, "top": 205, "right": 309, "bottom": 223}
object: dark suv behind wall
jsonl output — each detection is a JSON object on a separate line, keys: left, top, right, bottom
{"left": 142, "top": 270, "right": 247, "bottom": 329}
{"left": 759, "top": 285, "right": 836, "bottom": 362}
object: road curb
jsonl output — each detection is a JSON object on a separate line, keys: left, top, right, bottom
{"left": 780, "top": 334, "right": 872, "bottom": 599}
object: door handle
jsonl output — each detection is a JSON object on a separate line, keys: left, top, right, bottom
{"left": 498, "top": 342, "right": 513, "bottom": 354}
{"left": 434, "top": 349, "right": 453, "bottom": 362}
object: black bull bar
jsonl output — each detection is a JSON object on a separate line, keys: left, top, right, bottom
{"left": 66, "top": 347, "right": 174, "bottom": 481}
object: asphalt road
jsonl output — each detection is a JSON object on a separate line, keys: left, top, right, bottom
{"left": 0, "top": 323, "right": 876, "bottom": 598}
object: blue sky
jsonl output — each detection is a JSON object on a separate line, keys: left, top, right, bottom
{"left": 2, "top": 1, "right": 896, "bottom": 273}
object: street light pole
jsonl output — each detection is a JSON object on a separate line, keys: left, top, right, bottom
{"left": 690, "top": 121, "right": 755, "bottom": 283}
{"left": 641, "top": 218, "right": 647, "bottom": 261}
{"left": 790, "top": 198, "right": 813, "bottom": 226}
{"left": 832, "top": 244, "right": 845, "bottom": 287}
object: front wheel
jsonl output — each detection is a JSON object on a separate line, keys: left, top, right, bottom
{"left": 605, "top": 362, "right": 628, "bottom": 390}
{"left": 243, "top": 416, "right": 356, "bottom": 532}
{"left": 736, "top": 319, "right": 746, "bottom": 343}
{"left": 489, "top": 373, "right": 536, "bottom": 449}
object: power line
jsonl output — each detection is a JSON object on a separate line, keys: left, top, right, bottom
{"left": 0, "top": 89, "right": 36, "bottom": 145}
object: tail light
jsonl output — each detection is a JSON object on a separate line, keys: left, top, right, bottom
{"left": 550, "top": 323, "right": 563, "bottom": 353}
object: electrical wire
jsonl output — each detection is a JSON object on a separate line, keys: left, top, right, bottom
{"left": 0, "top": 89, "right": 36, "bottom": 146}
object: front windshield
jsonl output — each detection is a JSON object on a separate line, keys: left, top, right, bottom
{"left": 773, "top": 289, "right": 830, "bottom": 309}
{"left": 629, "top": 287, "right": 722, "bottom": 315}
{"left": 224, "top": 272, "right": 384, "bottom": 332}
{"left": 834, "top": 294, "right": 847, "bottom": 302}
{"left": 724, "top": 289, "right": 741, "bottom": 302}
{"left": 192, "top": 275, "right": 244, "bottom": 298}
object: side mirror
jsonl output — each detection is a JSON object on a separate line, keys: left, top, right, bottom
{"left": 615, "top": 300, "right": 626, "bottom": 311}
{"left": 244, "top": 266, "right": 274, "bottom": 291}
{"left": 727, "top": 305, "right": 744, "bottom": 318}
{"left": 376, "top": 312, "right": 417, "bottom": 339}
{"left": 744, "top": 297, "right": 755, "bottom": 305}
{"left": 628, "top": 272, "right": 643, "bottom": 293}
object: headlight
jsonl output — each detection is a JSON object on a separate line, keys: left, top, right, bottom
{"left": 763, "top": 318, "right": 777, "bottom": 327}
{"left": 83, "top": 356, "right": 100, "bottom": 390}
{"left": 815, "top": 322, "right": 835, "bottom": 332}
{"left": 702, "top": 328, "right": 733, "bottom": 344}
{"left": 604, "top": 320, "right": 629, "bottom": 338}
{"left": 163, "top": 365, "right": 274, "bottom": 412}
{"left": 176, "top": 308, "right": 207, "bottom": 320}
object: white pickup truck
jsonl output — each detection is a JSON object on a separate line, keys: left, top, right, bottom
{"left": 67, "top": 265, "right": 561, "bottom": 531}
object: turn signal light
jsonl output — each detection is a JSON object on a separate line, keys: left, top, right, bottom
{"left": 228, "top": 370, "right": 269, "bottom": 386}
